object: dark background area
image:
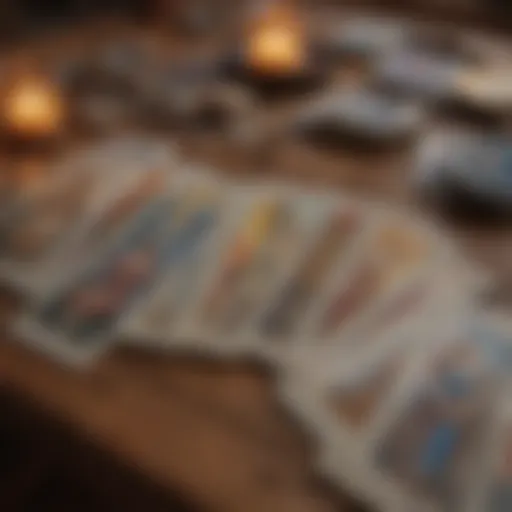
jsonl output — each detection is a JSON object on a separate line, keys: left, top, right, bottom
{"left": 0, "top": 387, "right": 197, "bottom": 512}
{"left": 0, "top": 0, "right": 148, "bottom": 42}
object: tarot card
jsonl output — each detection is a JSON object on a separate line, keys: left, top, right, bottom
{"left": 119, "top": 176, "right": 231, "bottom": 348}
{"left": 198, "top": 189, "right": 343, "bottom": 348}
{"left": 177, "top": 187, "right": 311, "bottom": 349}
{"left": 281, "top": 341, "right": 410, "bottom": 440}
{"left": 372, "top": 339, "right": 496, "bottom": 512}
{"left": 0, "top": 137, "right": 179, "bottom": 292}
{"left": 0, "top": 168, "right": 141, "bottom": 285}
{"left": 193, "top": 193, "right": 283, "bottom": 329}
{"left": 313, "top": 212, "right": 439, "bottom": 344}
{"left": 14, "top": 180, "right": 219, "bottom": 364}
{"left": 13, "top": 197, "right": 175, "bottom": 364}
{"left": 279, "top": 256, "right": 482, "bottom": 428}
{"left": 27, "top": 167, "right": 172, "bottom": 294}
{"left": 283, "top": 249, "right": 482, "bottom": 404}
{"left": 279, "top": 339, "right": 426, "bottom": 512}
{"left": 256, "top": 201, "right": 367, "bottom": 343}
{"left": 355, "top": 255, "right": 482, "bottom": 348}
{"left": 327, "top": 352, "right": 407, "bottom": 434}
{"left": 475, "top": 405, "right": 512, "bottom": 512}
{"left": 199, "top": 199, "right": 290, "bottom": 331}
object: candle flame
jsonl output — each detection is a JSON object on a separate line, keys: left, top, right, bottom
{"left": 246, "top": 5, "right": 306, "bottom": 75}
{"left": 4, "top": 78, "right": 64, "bottom": 137}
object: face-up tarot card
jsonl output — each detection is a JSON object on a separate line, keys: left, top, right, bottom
{"left": 255, "top": 203, "right": 367, "bottom": 343}
{"left": 119, "top": 176, "right": 229, "bottom": 347}
{"left": 0, "top": 137, "right": 178, "bottom": 293}
{"left": 13, "top": 175, "right": 219, "bottom": 364}
{"left": 373, "top": 340, "right": 495, "bottom": 512}
{"left": 313, "top": 214, "right": 437, "bottom": 344}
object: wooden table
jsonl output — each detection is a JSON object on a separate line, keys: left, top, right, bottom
{"left": 1, "top": 9, "right": 512, "bottom": 512}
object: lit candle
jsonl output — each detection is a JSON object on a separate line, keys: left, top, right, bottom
{"left": 3, "top": 77, "right": 65, "bottom": 139}
{"left": 246, "top": 4, "right": 306, "bottom": 76}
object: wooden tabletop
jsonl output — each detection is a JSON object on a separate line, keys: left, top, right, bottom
{"left": 1, "top": 8, "right": 512, "bottom": 512}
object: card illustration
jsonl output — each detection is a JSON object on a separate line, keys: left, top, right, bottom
{"left": 328, "top": 354, "right": 404, "bottom": 431}
{"left": 376, "top": 343, "right": 492, "bottom": 511}
{"left": 318, "top": 222, "right": 431, "bottom": 338}
{"left": 259, "top": 207, "right": 363, "bottom": 340}
{"left": 199, "top": 199, "right": 282, "bottom": 324}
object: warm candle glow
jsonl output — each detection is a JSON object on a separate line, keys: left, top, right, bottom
{"left": 3, "top": 78, "right": 64, "bottom": 138}
{"left": 246, "top": 5, "right": 306, "bottom": 76}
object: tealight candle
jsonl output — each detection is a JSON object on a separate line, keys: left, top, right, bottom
{"left": 245, "top": 4, "right": 306, "bottom": 76}
{"left": 2, "top": 77, "right": 65, "bottom": 139}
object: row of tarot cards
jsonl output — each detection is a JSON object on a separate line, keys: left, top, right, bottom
{"left": 0, "top": 136, "right": 475, "bottom": 365}
{"left": 4, "top": 137, "right": 512, "bottom": 512}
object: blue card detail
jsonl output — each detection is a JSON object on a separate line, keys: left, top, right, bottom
{"left": 419, "top": 423, "right": 457, "bottom": 477}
